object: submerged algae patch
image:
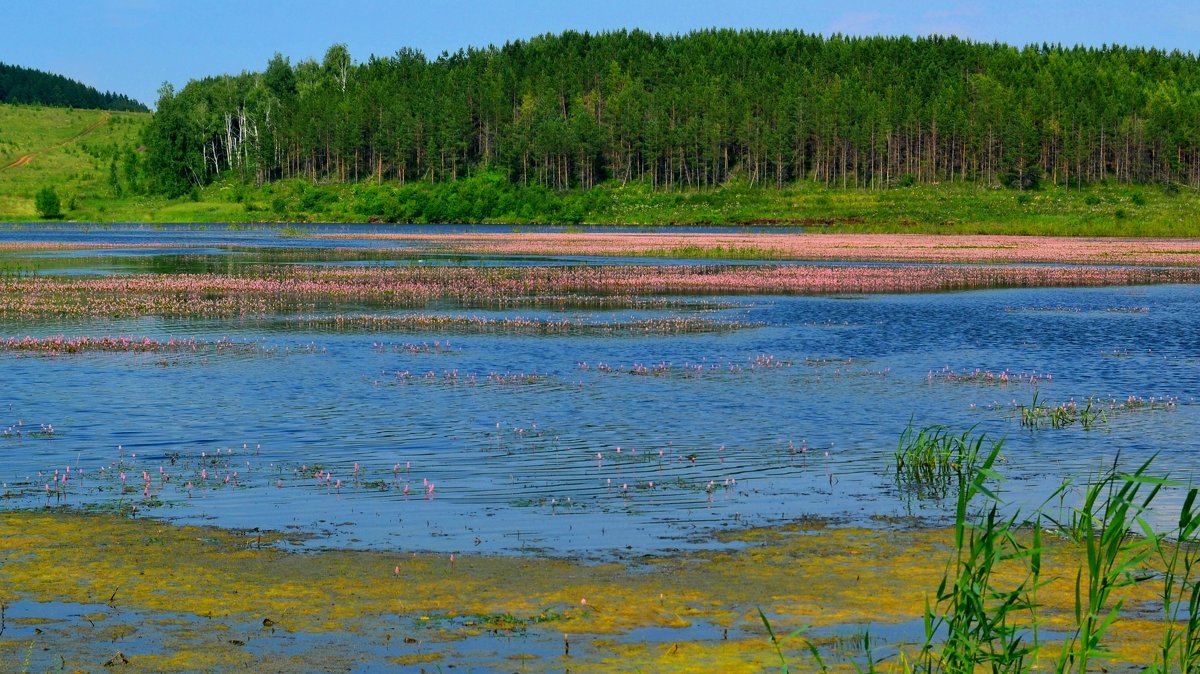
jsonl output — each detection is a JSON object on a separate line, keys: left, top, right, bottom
{"left": 0, "top": 509, "right": 1175, "bottom": 672}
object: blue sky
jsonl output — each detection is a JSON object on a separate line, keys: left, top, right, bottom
{"left": 4, "top": 1, "right": 1198, "bottom": 108}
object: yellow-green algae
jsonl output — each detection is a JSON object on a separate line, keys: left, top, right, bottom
{"left": 0, "top": 509, "right": 1178, "bottom": 672}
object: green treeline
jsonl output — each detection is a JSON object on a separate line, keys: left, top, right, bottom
{"left": 144, "top": 30, "right": 1200, "bottom": 198}
{"left": 0, "top": 63, "right": 149, "bottom": 112}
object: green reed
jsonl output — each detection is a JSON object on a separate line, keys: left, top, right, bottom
{"left": 773, "top": 424, "right": 1200, "bottom": 672}
{"left": 758, "top": 609, "right": 828, "bottom": 673}
{"left": 904, "top": 428, "right": 1173, "bottom": 674}
{"left": 1019, "top": 391, "right": 1108, "bottom": 431}
{"left": 910, "top": 429, "right": 1047, "bottom": 673}
{"left": 1147, "top": 487, "right": 1200, "bottom": 673}
{"left": 894, "top": 422, "right": 991, "bottom": 500}
{"left": 1054, "top": 456, "right": 1163, "bottom": 673}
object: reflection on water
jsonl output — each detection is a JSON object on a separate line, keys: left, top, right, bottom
{"left": 0, "top": 228, "right": 1198, "bottom": 558}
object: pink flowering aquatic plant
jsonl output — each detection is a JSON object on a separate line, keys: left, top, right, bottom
{"left": 0, "top": 335, "right": 259, "bottom": 355}
{"left": 316, "top": 232, "right": 1200, "bottom": 266}
{"left": 2, "top": 264, "right": 1197, "bottom": 319}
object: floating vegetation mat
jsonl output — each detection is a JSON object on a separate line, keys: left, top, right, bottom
{"left": 0, "top": 335, "right": 269, "bottom": 356}
{"left": 0, "top": 510, "right": 1179, "bottom": 673}
{"left": 9, "top": 233, "right": 1200, "bottom": 267}
{"left": 1015, "top": 393, "right": 1186, "bottom": 430}
{"left": 579, "top": 353, "right": 792, "bottom": 377}
{"left": 1, "top": 263, "right": 1198, "bottom": 318}
{"left": 283, "top": 313, "right": 754, "bottom": 336}
{"left": 926, "top": 366, "right": 1051, "bottom": 386}
{"left": 314, "top": 232, "right": 1200, "bottom": 266}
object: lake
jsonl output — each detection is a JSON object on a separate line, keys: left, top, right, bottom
{"left": 3, "top": 226, "right": 1197, "bottom": 559}
{"left": 3, "top": 225, "right": 1199, "bottom": 673}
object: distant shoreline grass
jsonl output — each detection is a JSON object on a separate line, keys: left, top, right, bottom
{"left": 2, "top": 178, "right": 1197, "bottom": 238}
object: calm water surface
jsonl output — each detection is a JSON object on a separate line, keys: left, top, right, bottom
{"left": 2, "top": 226, "right": 1198, "bottom": 558}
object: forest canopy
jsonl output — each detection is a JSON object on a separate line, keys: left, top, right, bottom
{"left": 141, "top": 30, "right": 1200, "bottom": 197}
{"left": 0, "top": 62, "right": 149, "bottom": 112}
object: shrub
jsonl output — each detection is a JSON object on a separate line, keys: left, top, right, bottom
{"left": 35, "top": 186, "right": 62, "bottom": 219}
{"left": 300, "top": 185, "right": 333, "bottom": 211}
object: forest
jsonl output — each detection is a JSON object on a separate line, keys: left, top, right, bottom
{"left": 0, "top": 62, "right": 148, "bottom": 112}
{"left": 140, "top": 30, "right": 1200, "bottom": 198}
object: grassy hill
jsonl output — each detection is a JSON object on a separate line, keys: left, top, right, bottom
{"left": 0, "top": 103, "right": 149, "bottom": 218}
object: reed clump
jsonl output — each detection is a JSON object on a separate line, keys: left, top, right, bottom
{"left": 1018, "top": 391, "right": 1108, "bottom": 430}
{"left": 887, "top": 424, "right": 1200, "bottom": 674}
{"left": 893, "top": 422, "right": 992, "bottom": 501}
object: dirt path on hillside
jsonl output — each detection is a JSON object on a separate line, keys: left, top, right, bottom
{"left": 0, "top": 111, "right": 111, "bottom": 171}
